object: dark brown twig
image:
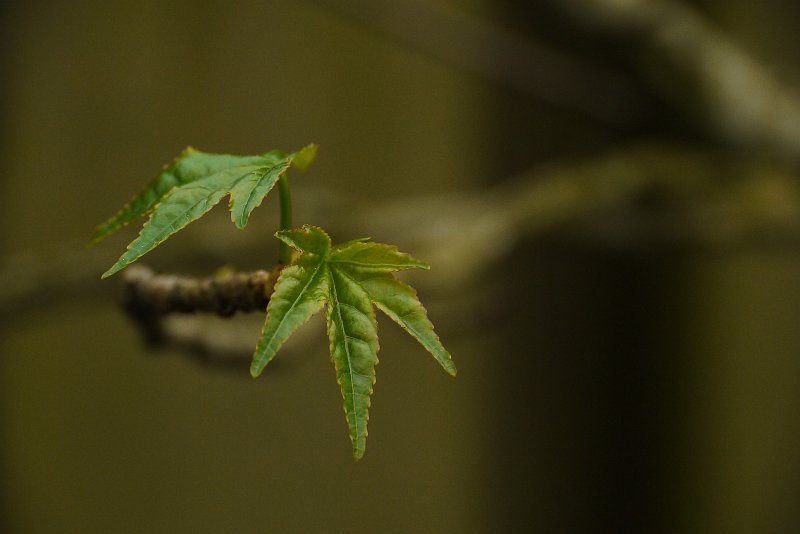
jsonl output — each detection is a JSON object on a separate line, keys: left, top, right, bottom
{"left": 121, "top": 264, "right": 281, "bottom": 345}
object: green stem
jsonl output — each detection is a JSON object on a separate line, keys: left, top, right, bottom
{"left": 278, "top": 174, "right": 293, "bottom": 264}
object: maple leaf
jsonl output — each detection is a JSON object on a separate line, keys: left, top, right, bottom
{"left": 250, "top": 225, "right": 456, "bottom": 459}
{"left": 93, "top": 145, "right": 456, "bottom": 460}
{"left": 94, "top": 144, "right": 317, "bottom": 278}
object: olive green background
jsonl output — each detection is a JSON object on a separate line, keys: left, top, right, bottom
{"left": 2, "top": 1, "right": 800, "bottom": 532}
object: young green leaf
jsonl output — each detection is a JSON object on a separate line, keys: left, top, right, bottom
{"left": 251, "top": 225, "right": 456, "bottom": 459}
{"left": 91, "top": 149, "right": 280, "bottom": 243}
{"left": 95, "top": 144, "right": 317, "bottom": 278}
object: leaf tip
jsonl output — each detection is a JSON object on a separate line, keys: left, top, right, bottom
{"left": 90, "top": 223, "right": 112, "bottom": 246}
{"left": 233, "top": 215, "right": 247, "bottom": 230}
{"left": 291, "top": 143, "right": 318, "bottom": 170}
{"left": 275, "top": 225, "right": 331, "bottom": 255}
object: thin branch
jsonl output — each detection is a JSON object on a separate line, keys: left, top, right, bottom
{"left": 278, "top": 174, "right": 294, "bottom": 264}
{"left": 121, "top": 264, "right": 280, "bottom": 344}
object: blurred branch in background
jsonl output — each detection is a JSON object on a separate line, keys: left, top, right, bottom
{"left": 120, "top": 312, "right": 314, "bottom": 374}
{"left": 558, "top": 0, "right": 800, "bottom": 156}
{"left": 360, "top": 144, "right": 800, "bottom": 287}
{"left": 313, "top": 0, "right": 648, "bottom": 126}
{"left": 4, "top": 145, "right": 800, "bottom": 309}
{"left": 319, "top": 0, "right": 800, "bottom": 157}
{"left": 5, "top": 0, "right": 800, "bottom": 364}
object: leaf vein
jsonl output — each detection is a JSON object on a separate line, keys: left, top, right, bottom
{"left": 263, "top": 261, "right": 324, "bottom": 356}
{"left": 328, "top": 270, "right": 361, "bottom": 443}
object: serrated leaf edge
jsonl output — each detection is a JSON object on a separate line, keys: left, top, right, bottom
{"left": 101, "top": 168, "right": 261, "bottom": 278}
{"left": 251, "top": 225, "right": 455, "bottom": 459}
{"left": 100, "top": 146, "right": 316, "bottom": 278}
{"left": 326, "top": 266, "right": 379, "bottom": 460}
{"left": 250, "top": 259, "right": 327, "bottom": 377}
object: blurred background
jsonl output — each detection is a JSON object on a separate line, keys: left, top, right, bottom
{"left": 3, "top": 0, "right": 800, "bottom": 532}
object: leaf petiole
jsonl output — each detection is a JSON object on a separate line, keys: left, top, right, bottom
{"left": 277, "top": 174, "right": 293, "bottom": 264}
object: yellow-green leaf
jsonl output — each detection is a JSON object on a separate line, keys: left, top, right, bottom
{"left": 250, "top": 254, "right": 328, "bottom": 378}
{"left": 326, "top": 266, "right": 379, "bottom": 459}
{"left": 91, "top": 149, "right": 278, "bottom": 244}
{"left": 251, "top": 225, "right": 454, "bottom": 459}
{"left": 276, "top": 225, "right": 331, "bottom": 257}
{"left": 329, "top": 241, "right": 429, "bottom": 271}
{"left": 96, "top": 145, "right": 317, "bottom": 278}
{"left": 345, "top": 270, "right": 456, "bottom": 376}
